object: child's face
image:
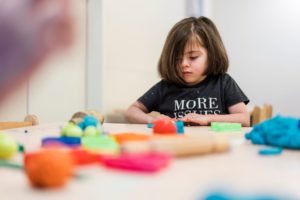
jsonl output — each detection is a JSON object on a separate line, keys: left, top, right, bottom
{"left": 180, "top": 41, "right": 208, "bottom": 85}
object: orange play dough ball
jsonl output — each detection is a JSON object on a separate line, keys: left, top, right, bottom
{"left": 113, "top": 133, "right": 150, "bottom": 144}
{"left": 24, "top": 148, "right": 74, "bottom": 188}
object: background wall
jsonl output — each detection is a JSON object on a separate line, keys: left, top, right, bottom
{"left": 100, "top": 0, "right": 186, "bottom": 114}
{"left": 210, "top": 0, "right": 300, "bottom": 116}
{"left": 1, "top": 0, "right": 299, "bottom": 123}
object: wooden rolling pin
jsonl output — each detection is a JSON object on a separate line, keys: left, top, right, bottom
{"left": 0, "top": 115, "right": 39, "bottom": 130}
{"left": 121, "top": 135, "right": 229, "bottom": 157}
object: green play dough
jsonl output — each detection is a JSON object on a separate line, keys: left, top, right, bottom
{"left": 83, "top": 126, "right": 101, "bottom": 137}
{"left": 62, "top": 124, "right": 83, "bottom": 137}
{"left": 0, "top": 133, "right": 18, "bottom": 159}
{"left": 61, "top": 122, "right": 76, "bottom": 136}
{"left": 210, "top": 122, "right": 242, "bottom": 132}
{"left": 82, "top": 136, "right": 119, "bottom": 153}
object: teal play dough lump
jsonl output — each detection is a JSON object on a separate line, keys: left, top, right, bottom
{"left": 258, "top": 147, "right": 282, "bottom": 156}
{"left": 245, "top": 115, "right": 300, "bottom": 149}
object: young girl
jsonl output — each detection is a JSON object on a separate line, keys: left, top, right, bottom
{"left": 125, "top": 17, "right": 250, "bottom": 126}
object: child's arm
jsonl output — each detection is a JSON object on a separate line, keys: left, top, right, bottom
{"left": 125, "top": 101, "right": 171, "bottom": 124}
{"left": 181, "top": 102, "right": 250, "bottom": 127}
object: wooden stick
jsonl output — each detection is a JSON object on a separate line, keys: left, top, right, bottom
{"left": 0, "top": 115, "right": 39, "bottom": 130}
{"left": 250, "top": 106, "right": 261, "bottom": 126}
{"left": 0, "top": 122, "right": 33, "bottom": 130}
{"left": 121, "top": 135, "right": 229, "bottom": 157}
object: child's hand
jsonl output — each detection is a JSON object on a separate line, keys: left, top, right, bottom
{"left": 152, "top": 114, "right": 173, "bottom": 121}
{"left": 150, "top": 115, "right": 177, "bottom": 123}
{"left": 181, "top": 113, "right": 210, "bottom": 126}
{"left": 147, "top": 112, "right": 176, "bottom": 123}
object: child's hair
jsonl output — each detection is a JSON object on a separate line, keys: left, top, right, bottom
{"left": 158, "top": 16, "right": 229, "bottom": 84}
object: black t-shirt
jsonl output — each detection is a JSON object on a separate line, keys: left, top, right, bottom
{"left": 138, "top": 73, "right": 249, "bottom": 119}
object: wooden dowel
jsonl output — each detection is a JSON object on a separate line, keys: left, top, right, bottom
{"left": 0, "top": 115, "right": 39, "bottom": 130}
{"left": 0, "top": 122, "right": 33, "bottom": 130}
{"left": 121, "top": 135, "right": 229, "bottom": 157}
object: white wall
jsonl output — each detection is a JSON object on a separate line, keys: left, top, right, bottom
{"left": 101, "top": 0, "right": 186, "bottom": 114}
{"left": 211, "top": 0, "right": 300, "bottom": 116}
{"left": 28, "top": 1, "right": 87, "bottom": 123}
{"left": 86, "top": 0, "right": 103, "bottom": 112}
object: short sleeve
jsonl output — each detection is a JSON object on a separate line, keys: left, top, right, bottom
{"left": 137, "top": 81, "right": 162, "bottom": 112}
{"left": 223, "top": 74, "right": 249, "bottom": 108}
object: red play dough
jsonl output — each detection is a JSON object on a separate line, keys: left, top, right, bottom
{"left": 70, "top": 149, "right": 101, "bottom": 165}
{"left": 153, "top": 119, "right": 177, "bottom": 134}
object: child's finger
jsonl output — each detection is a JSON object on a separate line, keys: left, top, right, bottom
{"left": 180, "top": 116, "right": 190, "bottom": 122}
{"left": 153, "top": 114, "right": 169, "bottom": 120}
{"left": 160, "top": 114, "right": 171, "bottom": 119}
{"left": 184, "top": 114, "right": 202, "bottom": 124}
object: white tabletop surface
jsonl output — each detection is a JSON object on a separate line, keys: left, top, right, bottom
{"left": 0, "top": 123, "right": 299, "bottom": 200}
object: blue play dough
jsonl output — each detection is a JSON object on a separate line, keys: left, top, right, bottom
{"left": 203, "top": 192, "right": 284, "bottom": 200}
{"left": 83, "top": 116, "right": 99, "bottom": 127}
{"left": 258, "top": 147, "right": 282, "bottom": 156}
{"left": 42, "top": 136, "right": 81, "bottom": 147}
{"left": 245, "top": 115, "right": 300, "bottom": 149}
{"left": 147, "top": 123, "right": 153, "bottom": 128}
{"left": 176, "top": 121, "right": 184, "bottom": 134}
{"left": 78, "top": 121, "right": 86, "bottom": 130}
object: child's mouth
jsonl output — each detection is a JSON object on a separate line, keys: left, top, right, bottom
{"left": 182, "top": 72, "right": 192, "bottom": 75}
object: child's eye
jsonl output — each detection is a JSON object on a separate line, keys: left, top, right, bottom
{"left": 189, "top": 56, "right": 198, "bottom": 60}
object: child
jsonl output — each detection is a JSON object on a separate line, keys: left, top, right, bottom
{"left": 125, "top": 17, "right": 250, "bottom": 126}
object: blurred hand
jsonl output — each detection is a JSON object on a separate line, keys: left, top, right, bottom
{"left": 0, "top": 0, "right": 73, "bottom": 100}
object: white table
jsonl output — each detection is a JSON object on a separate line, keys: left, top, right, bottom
{"left": 1, "top": 123, "right": 299, "bottom": 200}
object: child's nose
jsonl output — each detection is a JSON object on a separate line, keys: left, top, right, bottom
{"left": 181, "top": 58, "right": 189, "bottom": 68}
